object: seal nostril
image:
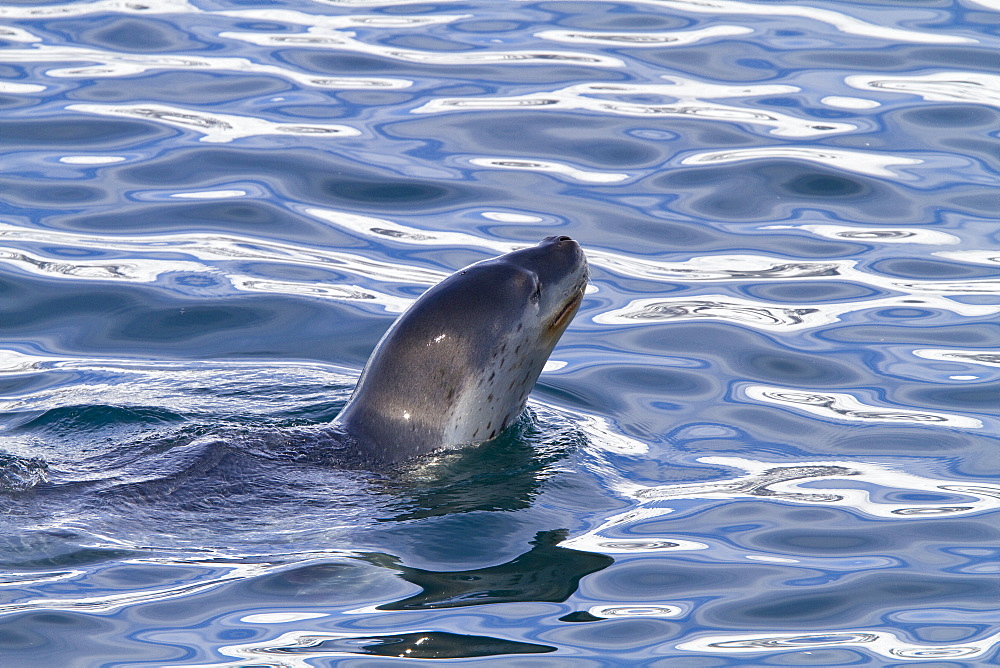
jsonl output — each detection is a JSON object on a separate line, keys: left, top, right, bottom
{"left": 556, "top": 235, "right": 572, "bottom": 242}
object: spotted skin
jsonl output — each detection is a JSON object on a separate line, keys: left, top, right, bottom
{"left": 334, "top": 236, "right": 588, "bottom": 465}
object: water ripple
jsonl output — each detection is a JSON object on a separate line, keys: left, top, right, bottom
{"left": 562, "top": 457, "right": 1000, "bottom": 560}
{"left": 65, "top": 104, "right": 361, "bottom": 143}
{"left": 0, "top": 45, "right": 412, "bottom": 89}
{"left": 414, "top": 80, "right": 856, "bottom": 138}
{"left": 676, "top": 629, "right": 1000, "bottom": 660}
{"left": 514, "top": 0, "right": 974, "bottom": 44}
{"left": 847, "top": 72, "right": 1000, "bottom": 107}
{"left": 536, "top": 25, "right": 753, "bottom": 47}
{"left": 222, "top": 29, "right": 624, "bottom": 68}
{"left": 594, "top": 293, "right": 998, "bottom": 332}
{"left": 0, "top": 0, "right": 196, "bottom": 18}
{"left": 681, "top": 147, "right": 924, "bottom": 179}
{"left": 745, "top": 385, "right": 983, "bottom": 429}
{"left": 468, "top": 157, "right": 630, "bottom": 183}
{"left": 763, "top": 224, "right": 961, "bottom": 245}
{"left": 913, "top": 349, "right": 1000, "bottom": 368}
{"left": 0, "top": 25, "right": 40, "bottom": 43}
{"left": 0, "top": 222, "right": 446, "bottom": 295}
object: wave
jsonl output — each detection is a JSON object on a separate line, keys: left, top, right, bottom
{"left": 0, "top": 45, "right": 412, "bottom": 89}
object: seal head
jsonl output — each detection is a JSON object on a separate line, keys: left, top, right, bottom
{"left": 335, "top": 236, "right": 588, "bottom": 464}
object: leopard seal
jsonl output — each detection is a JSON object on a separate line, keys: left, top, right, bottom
{"left": 333, "top": 235, "right": 588, "bottom": 465}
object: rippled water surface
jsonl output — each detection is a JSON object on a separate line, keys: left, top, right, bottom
{"left": 2, "top": 0, "right": 999, "bottom": 664}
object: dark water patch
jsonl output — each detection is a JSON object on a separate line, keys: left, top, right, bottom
{"left": 6, "top": 405, "right": 184, "bottom": 435}
{"left": 821, "top": 322, "right": 1000, "bottom": 347}
{"left": 872, "top": 258, "right": 1000, "bottom": 280}
{"left": 72, "top": 17, "right": 206, "bottom": 53}
{"left": 247, "top": 560, "right": 395, "bottom": 601}
{"left": 0, "top": 118, "right": 168, "bottom": 151}
{"left": 909, "top": 46, "right": 1000, "bottom": 70}
{"left": 946, "top": 191, "right": 1000, "bottom": 216}
{"left": 732, "top": 350, "right": 864, "bottom": 386}
{"left": 366, "top": 530, "right": 613, "bottom": 610}
{"left": 118, "top": 304, "right": 273, "bottom": 343}
{"left": 392, "top": 112, "right": 668, "bottom": 168}
{"left": 72, "top": 71, "right": 293, "bottom": 105}
{"left": 742, "top": 281, "right": 883, "bottom": 302}
{"left": 559, "top": 610, "right": 604, "bottom": 623}
{"left": 0, "top": 180, "right": 109, "bottom": 208}
{"left": 454, "top": 19, "right": 531, "bottom": 33}
{"left": 589, "top": 558, "right": 785, "bottom": 602}
{"left": 712, "top": 572, "right": 1000, "bottom": 627}
{"left": 831, "top": 431, "right": 983, "bottom": 457}
{"left": 900, "top": 104, "right": 1000, "bottom": 130}
{"left": 379, "top": 417, "right": 579, "bottom": 519}
{"left": 0, "top": 612, "right": 120, "bottom": 655}
{"left": 261, "top": 103, "right": 351, "bottom": 120}
{"left": 56, "top": 196, "right": 349, "bottom": 245}
{"left": 0, "top": 95, "right": 41, "bottom": 111}
{"left": 901, "top": 385, "right": 1000, "bottom": 412}
{"left": 381, "top": 34, "right": 476, "bottom": 52}
{"left": 635, "top": 44, "right": 787, "bottom": 83}
{"left": 289, "top": 51, "right": 627, "bottom": 86}
{"left": 552, "top": 619, "right": 680, "bottom": 652}
{"left": 321, "top": 176, "right": 454, "bottom": 206}
{"left": 0, "top": 269, "right": 387, "bottom": 363}
{"left": 748, "top": 519, "right": 999, "bottom": 555}
{"left": 656, "top": 162, "right": 914, "bottom": 223}
{"left": 273, "top": 631, "right": 556, "bottom": 658}
{"left": 0, "top": 529, "right": 136, "bottom": 569}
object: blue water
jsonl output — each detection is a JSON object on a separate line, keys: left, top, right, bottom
{"left": 2, "top": 0, "right": 999, "bottom": 664}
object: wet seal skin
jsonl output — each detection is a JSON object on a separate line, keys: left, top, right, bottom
{"left": 334, "top": 235, "right": 588, "bottom": 466}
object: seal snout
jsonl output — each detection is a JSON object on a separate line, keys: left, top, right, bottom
{"left": 541, "top": 234, "right": 576, "bottom": 246}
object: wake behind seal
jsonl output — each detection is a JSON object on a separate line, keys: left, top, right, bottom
{"left": 333, "top": 235, "right": 588, "bottom": 465}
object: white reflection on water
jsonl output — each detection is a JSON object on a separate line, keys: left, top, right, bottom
{"left": 0, "top": 551, "right": 356, "bottom": 618}
{"left": 820, "top": 95, "right": 880, "bottom": 109}
{"left": 214, "top": 9, "right": 467, "bottom": 30}
{"left": 675, "top": 628, "right": 1000, "bottom": 660}
{"left": 414, "top": 79, "right": 855, "bottom": 138}
{"left": 564, "top": 456, "right": 1000, "bottom": 558}
{"left": 0, "top": 25, "right": 40, "bottom": 43}
{"left": 469, "top": 157, "right": 630, "bottom": 183}
{"left": 66, "top": 104, "right": 361, "bottom": 143}
{"left": 626, "top": 456, "right": 1000, "bottom": 517}
{"left": 847, "top": 71, "right": 1000, "bottom": 107}
{"left": 913, "top": 349, "right": 1000, "bottom": 368}
{"left": 0, "top": 45, "right": 412, "bottom": 89}
{"left": 0, "top": 246, "right": 212, "bottom": 283}
{"left": 2, "top": 211, "right": 994, "bottom": 329}
{"left": 512, "top": 0, "right": 974, "bottom": 44}
{"left": 589, "top": 604, "right": 684, "bottom": 618}
{"left": 0, "top": 81, "right": 46, "bottom": 93}
{"left": 763, "top": 224, "right": 960, "bottom": 245}
{"left": 594, "top": 293, "right": 999, "bottom": 332}
{"left": 229, "top": 275, "right": 413, "bottom": 312}
{"left": 0, "top": 0, "right": 196, "bottom": 18}
{"left": 59, "top": 155, "right": 127, "bottom": 165}
{"left": 0, "top": 222, "right": 447, "bottom": 285}
{"left": 745, "top": 385, "right": 983, "bottom": 429}
{"left": 222, "top": 29, "right": 624, "bottom": 68}
{"left": 935, "top": 250, "right": 1000, "bottom": 267}
{"left": 536, "top": 25, "right": 753, "bottom": 47}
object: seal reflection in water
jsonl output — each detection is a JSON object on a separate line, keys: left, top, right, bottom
{"left": 335, "top": 236, "right": 588, "bottom": 465}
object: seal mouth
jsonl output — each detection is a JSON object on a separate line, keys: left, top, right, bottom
{"left": 547, "top": 287, "right": 584, "bottom": 333}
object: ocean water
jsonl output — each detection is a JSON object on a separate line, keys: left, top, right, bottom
{"left": 1, "top": 0, "right": 999, "bottom": 665}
